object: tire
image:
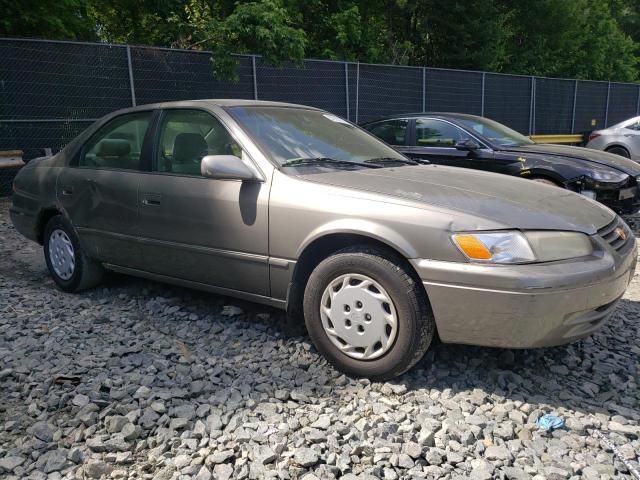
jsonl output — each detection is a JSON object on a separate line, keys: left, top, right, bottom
{"left": 606, "top": 146, "right": 630, "bottom": 158}
{"left": 43, "top": 214, "right": 104, "bottom": 292}
{"left": 531, "top": 177, "right": 560, "bottom": 187}
{"left": 303, "top": 245, "right": 435, "bottom": 380}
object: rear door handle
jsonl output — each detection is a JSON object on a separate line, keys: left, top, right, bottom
{"left": 141, "top": 194, "right": 162, "bottom": 206}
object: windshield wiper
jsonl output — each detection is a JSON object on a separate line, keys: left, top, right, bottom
{"left": 281, "top": 157, "right": 382, "bottom": 169}
{"left": 364, "top": 157, "right": 426, "bottom": 165}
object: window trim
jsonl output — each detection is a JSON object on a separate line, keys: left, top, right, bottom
{"left": 73, "top": 110, "right": 156, "bottom": 172}
{"left": 413, "top": 117, "right": 490, "bottom": 150}
{"left": 150, "top": 107, "right": 265, "bottom": 181}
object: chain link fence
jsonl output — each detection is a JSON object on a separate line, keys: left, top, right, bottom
{"left": 2, "top": 37, "right": 640, "bottom": 195}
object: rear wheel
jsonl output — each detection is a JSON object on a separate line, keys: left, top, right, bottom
{"left": 303, "top": 246, "right": 435, "bottom": 380}
{"left": 43, "top": 215, "right": 104, "bottom": 292}
{"left": 606, "top": 146, "right": 630, "bottom": 158}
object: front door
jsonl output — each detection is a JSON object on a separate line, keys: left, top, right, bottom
{"left": 401, "top": 118, "right": 480, "bottom": 167}
{"left": 136, "top": 108, "right": 270, "bottom": 296}
{"left": 57, "top": 111, "right": 153, "bottom": 268}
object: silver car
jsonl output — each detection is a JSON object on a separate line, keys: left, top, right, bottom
{"left": 10, "top": 100, "right": 638, "bottom": 380}
{"left": 586, "top": 116, "right": 640, "bottom": 160}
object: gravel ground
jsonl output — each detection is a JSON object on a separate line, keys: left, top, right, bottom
{"left": 0, "top": 197, "right": 639, "bottom": 480}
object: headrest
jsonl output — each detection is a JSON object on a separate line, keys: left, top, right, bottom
{"left": 98, "top": 139, "right": 131, "bottom": 157}
{"left": 173, "top": 133, "right": 208, "bottom": 164}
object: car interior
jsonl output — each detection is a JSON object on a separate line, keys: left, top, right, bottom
{"left": 157, "top": 112, "right": 240, "bottom": 176}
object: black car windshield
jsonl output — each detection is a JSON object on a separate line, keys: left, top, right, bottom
{"left": 228, "top": 106, "right": 408, "bottom": 166}
{"left": 457, "top": 117, "right": 534, "bottom": 147}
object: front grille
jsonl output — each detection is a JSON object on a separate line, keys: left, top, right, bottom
{"left": 597, "top": 216, "right": 631, "bottom": 251}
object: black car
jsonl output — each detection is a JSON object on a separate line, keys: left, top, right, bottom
{"left": 362, "top": 113, "right": 640, "bottom": 213}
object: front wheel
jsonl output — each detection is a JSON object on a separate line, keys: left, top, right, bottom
{"left": 43, "top": 214, "right": 104, "bottom": 292}
{"left": 531, "top": 177, "right": 559, "bottom": 187}
{"left": 303, "top": 246, "right": 435, "bottom": 380}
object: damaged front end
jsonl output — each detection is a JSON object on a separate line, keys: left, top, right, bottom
{"left": 567, "top": 173, "right": 640, "bottom": 214}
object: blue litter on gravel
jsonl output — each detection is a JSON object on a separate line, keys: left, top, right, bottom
{"left": 536, "top": 414, "right": 565, "bottom": 431}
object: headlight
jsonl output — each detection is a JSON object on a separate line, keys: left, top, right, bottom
{"left": 452, "top": 231, "right": 592, "bottom": 264}
{"left": 588, "top": 170, "right": 629, "bottom": 184}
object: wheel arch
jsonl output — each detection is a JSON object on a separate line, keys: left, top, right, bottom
{"left": 35, "top": 207, "right": 63, "bottom": 244}
{"left": 604, "top": 144, "right": 630, "bottom": 156}
{"left": 525, "top": 168, "right": 566, "bottom": 187}
{"left": 286, "top": 230, "right": 429, "bottom": 326}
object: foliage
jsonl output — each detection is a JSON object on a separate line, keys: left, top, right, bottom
{"left": 0, "top": 0, "right": 638, "bottom": 82}
{"left": 0, "top": 0, "right": 97, "bottom": 41}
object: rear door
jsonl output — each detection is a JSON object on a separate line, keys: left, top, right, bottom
{"left": 363, "top": 119, "right": 410, "bottom": 149}
{"left": 136, "top": 108, "right": 270, "bottom": 296}
{"left": 57, "top": 111, "right": 153, "bottom": 268}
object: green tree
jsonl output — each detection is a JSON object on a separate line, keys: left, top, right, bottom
{"left": 0, "top": 0, "right": 96, "bottom": 40}
{"left": 1, "top": 0, "right": 638, "bottom": 82}
{"left": 504, "top": 0, "right": 638, "bottom": 81}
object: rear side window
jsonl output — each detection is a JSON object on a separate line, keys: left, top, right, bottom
{"left": 415, "top": 119, "right": 468, "bottom": 147}
{"left": 365, "top": 120, "right": 408, "bottom": 145}
{"left": 156, "top": 109, "right": 241, "bottom": 176}
{"left": 80, "top": 112, "right": 152, "bottom": 170}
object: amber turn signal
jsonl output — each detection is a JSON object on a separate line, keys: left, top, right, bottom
{"left": 452, "top": 234, "right": 492, "bottom": 260}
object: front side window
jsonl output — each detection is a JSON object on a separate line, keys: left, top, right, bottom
{"left": 156, "top": 109, "right": 241, "bottom": 176}
{"left": 415, "top": 119, "right": 469, "bottom": 147}
{"left": 365, "top": 120, "right": 408, "bottom": 145}
{"left": 228, "top": 106, "right": 407, "bottom": 166}
{"left": 80, "top": 112, "right": 152, "bottom": 170}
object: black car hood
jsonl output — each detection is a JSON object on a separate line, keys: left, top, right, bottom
{"left": 504, "top": 144, "right": 640, "bottom": 175}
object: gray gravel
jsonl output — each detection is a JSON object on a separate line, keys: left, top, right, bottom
{"left": 0, "top": 197, "right": 639, "bottom": 479}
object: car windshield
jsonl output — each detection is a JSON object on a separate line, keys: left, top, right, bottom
{"left": 227, "top": 106, "right": 408, "bottom": 167}
{"left": 457, "top": 116, "right": 534, "bottom": 147}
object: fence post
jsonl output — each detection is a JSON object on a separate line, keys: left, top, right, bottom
{"left": 422, "top": 68, "right": 426, "bottom": 112}
{"left": 481, "top": 72, "right": 486, "bottom": 117}
{"left": 604, "top": 81, "right": 611, "bottom": 127}
{"left": 252, "top": 56, "right": 258, "bottom": 100}
{"left": 126, "top": 45, "right": 136, "bottom": 107}
{"left": 345, "top": 62, "right": 350, "bottom": 121}
{"left": 571, "top": 80, "right": 578, "bottom": 133}
{"left": 355, "top": 62, "right": 360, "bottom": 124}
{"left": 529, "top": 77, "right": 535, "bottom": 135}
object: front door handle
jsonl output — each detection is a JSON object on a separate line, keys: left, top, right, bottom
{"left": 61, "top": 186, "right": 74, "bottom": 196}
{"left": 141, "top": 194, "right": 162, "bottom": 206}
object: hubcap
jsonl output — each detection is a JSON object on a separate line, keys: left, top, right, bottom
{"left": 48, "top": 229, "right": 75, "bottom": 280}
{"left": 320, "top": 273, "right": 398, "bottom": 360}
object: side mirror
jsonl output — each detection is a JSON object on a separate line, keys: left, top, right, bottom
{"left": 455, "top": 138, "right": 481, "bottom": 151}
{"left": 201, "top": 155, "right": 259, "bottom": 181}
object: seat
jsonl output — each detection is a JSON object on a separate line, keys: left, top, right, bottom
{"left": 95, "top": 139, "right": 134, "bottom": 168}
{"left": 171, "top": 133, "right": 208, "bottom": 175}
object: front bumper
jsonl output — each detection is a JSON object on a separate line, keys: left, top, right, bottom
{"left": 593, "top": 188, "right": 640, "bottom": 214}
{"left": 410, "top": 234, "right": 637, "bottom": 348}
{"left": 576, "top": 181, "right": 640, "bottom": 214}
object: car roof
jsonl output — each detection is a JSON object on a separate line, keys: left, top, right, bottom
{"left": 113, "top": 99, "right": 323, "bottom": 114}
{"left": 361, "top": 112, "right": 482, "bottom": 124}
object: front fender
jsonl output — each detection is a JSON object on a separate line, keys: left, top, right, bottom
{"left": 297, "top": 218, "right": 420, "bottom": 259}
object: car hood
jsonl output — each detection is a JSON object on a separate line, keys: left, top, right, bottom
{"left": 504, "top": 144, "right": 640, "bottom": 175}
{"left": 301, "top": 165, "right": 615, "bottom": 235}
